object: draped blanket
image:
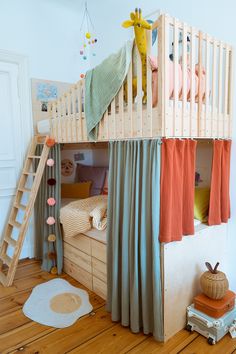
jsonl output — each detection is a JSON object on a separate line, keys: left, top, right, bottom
{"left": 60, "top": 195, "right": 108, "bottom": 238}
{"left": 85, "top": 40, "right": 133, "bottom": 141}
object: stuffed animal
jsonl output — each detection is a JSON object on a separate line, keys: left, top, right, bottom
{"left": 122, "top": 8, "right": 151, "bottom": 103}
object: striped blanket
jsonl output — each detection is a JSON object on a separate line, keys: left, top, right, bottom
{"left": 60, "top": 195, "right": 108, "bottom": 238}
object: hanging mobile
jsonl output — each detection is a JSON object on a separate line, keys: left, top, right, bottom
{"left": 79, "top": 1, "right": 98, "bottom": 74}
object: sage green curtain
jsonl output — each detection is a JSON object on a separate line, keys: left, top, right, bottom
{"left": 107, "top": 139, "right": 164, "bottom": 341}
{"left": 35, "top": 144, "right": 63, "bottom": 273}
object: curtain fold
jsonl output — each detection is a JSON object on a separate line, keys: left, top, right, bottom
{"left": 107, "top": 139, "right": 163, "bottom": 341}
{"left": 208, "top": 140, "right": 231, "bottom": 225}
{"left": 159, "top": 139, "right": 197, "bottom": 243}
{"left": 35, "top": 144, "right": 63, "bottom": 273}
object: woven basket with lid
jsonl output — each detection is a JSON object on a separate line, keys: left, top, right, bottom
{"left": 200, "top": 262, "right": 229, "bottom": 300}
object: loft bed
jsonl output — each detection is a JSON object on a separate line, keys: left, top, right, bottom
{"left": 41, "top": 14, "right": 234, "bottom": 143}
{"left": 34, "top": 12, "right": 233, "bottom": 342}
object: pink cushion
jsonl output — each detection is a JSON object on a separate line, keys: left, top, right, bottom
{"left": 149, "top": 55, "right": 207, "bottom": 104}
{"left": 76, "top": 164, "right": 107, "bottom": 196}
{"left": 195, "top": 64, "right": 206, "bottom": 100}
{"left": 102, "top": 170, "right": 109, "bottom": 195}
{"left": 149, "top": 56, "right": 182, "bottom": 107}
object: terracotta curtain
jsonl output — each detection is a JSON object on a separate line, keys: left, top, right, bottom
{"left": 159, "top": 139, "right": 197, "bottom": 243}
{"left": 208, "top": 140, "right": 231, "bottom": 225}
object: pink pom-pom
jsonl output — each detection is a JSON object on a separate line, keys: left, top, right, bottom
{"left": 47, "top": 158, "right": 54, "bottom": 167}
{"left": 46, "top": 216, "right": 55, "bottom": 225}
{"left": 47, "top": 197, "right": 56, "bottom": 206}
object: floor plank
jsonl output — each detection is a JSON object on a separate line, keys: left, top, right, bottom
{"left": 0, "top": 259, "right": 236, "bottom": 354}
{"left": 127, "top": 330, "right": 199, "bottom": 354}
{"left": 179, "top": 333, "right": 236, "bottom": 354}
{"left": 67, "top": 323, "right": 148, "bottom": 354}
{"left": 10, "top": 307, "right": 114, "bottom": 354}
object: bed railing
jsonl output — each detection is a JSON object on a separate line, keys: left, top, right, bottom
{"left": 47, "top": 14, "right": 233, "bottom": 143}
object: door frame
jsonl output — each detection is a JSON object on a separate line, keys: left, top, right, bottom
{"left": 0, "top": 49, "right": 34, "bottom": 257}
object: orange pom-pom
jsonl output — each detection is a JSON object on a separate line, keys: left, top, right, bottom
{"left": 51, "top": 266, "right": 58, "bottom": 275}
{"left": 80, "top": 73, "right": 85, "bottom": 79}
{"left": 46, "top": 138, "right": 56, "bottom": 147}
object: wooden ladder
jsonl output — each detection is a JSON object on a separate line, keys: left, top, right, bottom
{"left": 0, "top": 136, "right": 50, "bottom": 287}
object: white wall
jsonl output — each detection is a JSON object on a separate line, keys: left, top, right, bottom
{"left": 0, "top": 0, "right": 90, "bottom": 82}
{"left": 87, "top": 0, "right": 236, "bottom": 290}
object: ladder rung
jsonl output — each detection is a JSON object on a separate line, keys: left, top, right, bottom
{"left": 9, "top": 220, "right": 22, "bottom": 228}
{"left": 23, "top": 172, "right": 36, "bottom": 176}
{"left": 1, "top": 254, "right": 12, "bottom": 267}
{"left": 4, "top": 236, "right": 17, "bottom": 247}
{"left": 14, "top": 203, "right": 27, "bottom": 211}
{"left": 28, "top": 155, "right": 41, "bottom": 159}
{"left": 0, "top": 271, "right": 7, "bottom": 286}
{"left": 19, "top": 187, "right": 31, "bottom": 193}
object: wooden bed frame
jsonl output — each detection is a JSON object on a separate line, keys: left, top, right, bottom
{"left": 47, "top": 14, "right": 234, "bottom": 143}
{"left": 46, "top": 12, "right": 233, "bottom": 342}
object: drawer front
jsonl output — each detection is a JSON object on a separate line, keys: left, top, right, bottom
{"left": 93, "top": 276, "right": 107, "bottom": 300}
{"left": 92, "top": 258, "right": 107, "bottom": 283}
{"left": 64, "top": 242, "right": 92, "bottom": 273}
{"left": 91, "top": 239, "right": 107, "bottom": 263}
{"left": 64, "top": 258, "right": 93, "bottom": 290}
{"left": 63, "top": 234, "right": 91, "bottom": 255}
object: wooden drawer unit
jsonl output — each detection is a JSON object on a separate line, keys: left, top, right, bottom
{"left": 64, "top": 234, "right": 91, "bottom": 255}
{"left": 91, "top": 239, "right": 106, "bottom": 263}
{"left": 92, "top": 257, "right": 107, "bottom": 283}
{"left": 63, "top": 258, "right": 93, "bottom": 290}
{"left": 93, "top": 276, "right": 107, "bottom": 300}
{"left": 64, "top": 242, "right": 92, "bottom": 273}
{"left": 63, "top": 232, "right": 107, "bottom": 300}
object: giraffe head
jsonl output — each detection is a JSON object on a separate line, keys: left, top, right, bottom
{"left": 122, "top": 8, "right": 151, "bottom": 32}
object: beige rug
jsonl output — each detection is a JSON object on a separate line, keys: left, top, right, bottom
{"left": 23, "top": 278, "right": 93, "bottom": 328}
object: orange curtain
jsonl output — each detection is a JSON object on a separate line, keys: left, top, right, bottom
{"left": 208, "top": 140, "right": 231, "bottom": 226}
{"left": 159, "top": 139, "right": 197, "bottom": 243}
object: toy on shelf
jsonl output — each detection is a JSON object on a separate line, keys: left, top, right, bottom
{"left": 122, "top": 8, "right": 151, "bottom": 103}
{"left": 200, "top": 262, "right": 229, "bottom": 300}
{"left": 186, "top": 262, "right": 235, "bottom": 345}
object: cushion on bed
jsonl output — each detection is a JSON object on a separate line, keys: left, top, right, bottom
{"left": 61, "top": 182, "right": 92, "bottom": 199}
{"left": 76, "top": 164, "right": 107, "bottom": 196}
{"left": 194, "top": 187, "right": 210, "bottom": 222}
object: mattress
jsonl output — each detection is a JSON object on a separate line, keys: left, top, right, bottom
{"left": 83, "top": 228, "right": 107, "bottom": 244}
{"left": 61, "top": 198, "right": 80, "bottom": 208}
{"left": 194, "top": 219, "right": 201, "bottom": 227}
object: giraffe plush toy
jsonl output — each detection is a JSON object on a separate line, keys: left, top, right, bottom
{"left": 122, "top": 8, "right": 151, "bottom": 103}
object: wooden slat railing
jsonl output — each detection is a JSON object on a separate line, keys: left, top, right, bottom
{"left": 47, "top": 14, "right": 233, "bottom": 143}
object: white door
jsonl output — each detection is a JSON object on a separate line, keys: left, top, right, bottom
{"left": 0, "top": 53, "right": 33, "bottom": 258}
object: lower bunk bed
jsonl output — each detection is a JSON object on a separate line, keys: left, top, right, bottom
{"left": 56, "top": 137, "right": 231, "bottom": 342}
{"left": 60, "top": 193, "right": 108, "bottom": 301}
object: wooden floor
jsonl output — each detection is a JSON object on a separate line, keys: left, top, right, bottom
{"left": 1, "top": 260, "right": 236, "bottom": 354}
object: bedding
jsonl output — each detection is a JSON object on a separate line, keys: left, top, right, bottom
{"left": 85, "top": 39, "right": 133, "bottom": 140}
{"left": 61, "top": 198, "right": 79, "bottom": 208}
{"left": 150, "top": 56, "right": 207, "bottom": 107}
{"left": 60, "top": 195, "right": 108, "bottom": 238}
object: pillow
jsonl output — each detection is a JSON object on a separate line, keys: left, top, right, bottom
{"left": 76, "top": 164, "right": 107, "bottom": 196}
{"left": 194, "top": 187, "right": 210, "bottom": 223}
{"left": 102, "top": 170, "right": 109, "bottom": 195}
{"left": 61, "top": 182, "right": 92, "bottom": 199}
